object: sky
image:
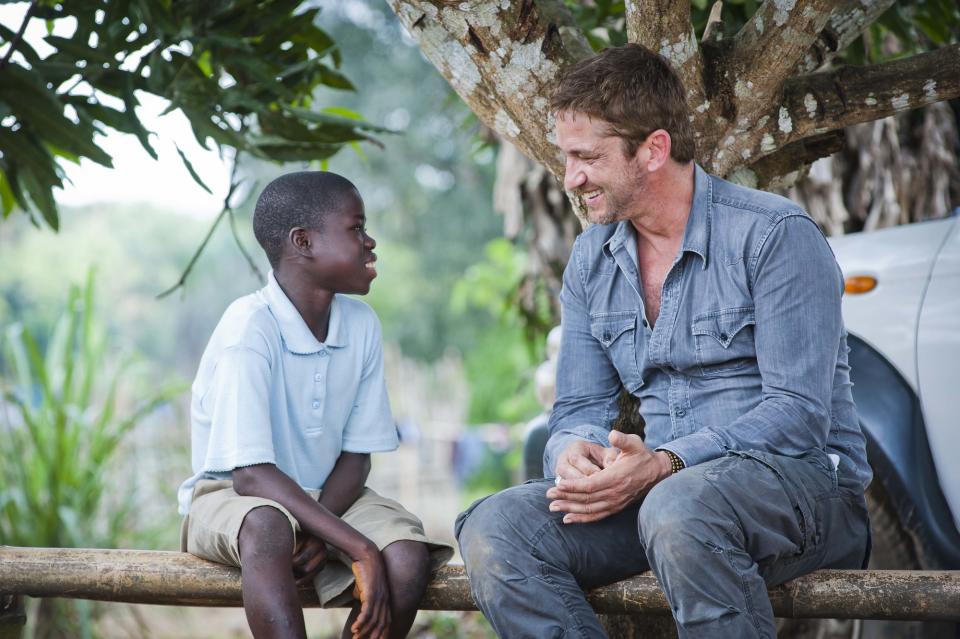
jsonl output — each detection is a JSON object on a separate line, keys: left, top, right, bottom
{"left": 1, "top": 3, "right": 231, "bottom": 218}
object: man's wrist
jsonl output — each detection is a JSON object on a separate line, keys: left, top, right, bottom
{"left": 655, "top": 449, "right": 685, "bottom": 479}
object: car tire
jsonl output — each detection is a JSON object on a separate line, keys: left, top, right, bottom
{"left": 779, "top": 477, "right": 957, "bottom": 639}
{"left": 858, "top": 479, "right": 957, "bottom": 639}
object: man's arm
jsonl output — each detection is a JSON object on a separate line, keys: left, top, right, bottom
{"left": 544, "top": 238, "right": 624, "bottom": 479}
{"left": 660, "top": 213, "right": 843, "bottom": 467}
{"left": 233, "top": 463, "right": 389, "bottom": 638}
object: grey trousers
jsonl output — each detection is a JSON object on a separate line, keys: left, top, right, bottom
{"left": 455, "top": 448, "right": 869, "bottom": 639}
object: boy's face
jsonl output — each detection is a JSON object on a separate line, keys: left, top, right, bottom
{"left": 303, "top": 192, "right": 378, "bottom": 295}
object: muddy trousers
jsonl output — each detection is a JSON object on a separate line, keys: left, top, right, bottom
{"left": 455, "top": 449, "right": 869, "bottom": 639}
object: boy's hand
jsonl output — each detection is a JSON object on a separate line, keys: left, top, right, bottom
{"left": 293, "top": 534, "right": 328, "bottom": 587}
{"left": 350, "top": 547, "right": 391, "bottom": 639}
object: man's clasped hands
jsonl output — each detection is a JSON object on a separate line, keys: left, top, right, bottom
{"left": 546, "top": 431, "right": 675, "bottom": 524}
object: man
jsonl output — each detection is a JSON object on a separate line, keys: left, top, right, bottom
{"left": 455, "top": 44, "right": 871, "bottom": 638}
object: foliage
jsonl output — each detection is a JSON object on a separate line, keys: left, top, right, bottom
{"left": 0, "top": 269, "right": 183, "bottom": 636}
{"left": 452, "top": 239, "right": 550, "bottom": 424}
{"left": 566, "top": 0, "right": 959, "bottom": 55}
{"left": 0, "top": 0, "right": 386, "bottom": 229}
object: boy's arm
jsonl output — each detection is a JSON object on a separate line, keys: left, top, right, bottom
{"left": 233, "top": 463, "right": 389, "bottom": 639}
{"left": 318, "top": 452, "right": 370, "bottom": 516}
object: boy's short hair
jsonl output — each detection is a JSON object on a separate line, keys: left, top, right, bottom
{"left": 253, "top": 171, "right": 360, "bottom": 266}
{"left": 550, "top": 43, "right": 696, "bottom": 163}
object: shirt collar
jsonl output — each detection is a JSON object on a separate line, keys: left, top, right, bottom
{"left": 263, "top": 271, "right": 348, "bottom": 354}
{"left": 601, "top": 164, "right": 712, "bottom": 269}
{"left": 681, "top": 164, "right": 712, "bottom": 270}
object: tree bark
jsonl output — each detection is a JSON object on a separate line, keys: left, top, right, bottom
{"left": 389, "top": 0, "right": 960, "bottom": 198}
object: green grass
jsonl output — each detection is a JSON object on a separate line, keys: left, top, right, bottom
{"left": 0, "top": 270, "right": 184, "bottom": 638}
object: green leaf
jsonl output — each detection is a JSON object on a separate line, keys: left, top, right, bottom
{"left": 0, "top": 66, "right": 114, "bottom": 168}
{"left": 317, "top": 65, "right": 355, "bottom": 91}
{"left": 20, "top": 167, "right": 60, "bottom": 230}
{"left": 175, "top": 144, "right": 213, "bottom": 194}
{"left": 0, "top": 169, "right": 16, "bottom": 218}
{"left": 284, "top": 106, "right": 394, "bottom": 134}
{"left": 44, "top": 35, "right": 116, "bottom": 65}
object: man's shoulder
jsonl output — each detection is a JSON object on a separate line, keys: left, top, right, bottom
{"left": 707, "top": 173, "right": 806, "bottom": 223}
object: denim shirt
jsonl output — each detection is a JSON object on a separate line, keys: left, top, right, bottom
{"left": 544, "top": 165, "right": 872, "bottom": 490}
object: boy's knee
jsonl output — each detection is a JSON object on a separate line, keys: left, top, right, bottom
{"left": 382, "top": 541, "right": 431, "bottom": 610}
{"left": 238, "top": 506, "right": 295, "bottom": 563}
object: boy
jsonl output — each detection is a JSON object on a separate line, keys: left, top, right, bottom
{"left": 177, "top": 172, "right": 453, "bottom": 639}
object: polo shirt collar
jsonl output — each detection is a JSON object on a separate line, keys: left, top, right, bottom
{"left": 264, "top": 271, "right": 348, "bottom": 354}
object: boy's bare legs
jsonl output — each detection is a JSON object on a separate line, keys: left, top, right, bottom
{"left": 238, "top": 506, "right": 307, "bottom": 639}
{"left": 339, "top": 540, "right": 430, "bottom": 639}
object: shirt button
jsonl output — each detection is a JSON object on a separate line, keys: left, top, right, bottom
{"left": 719, "top": 333, "right": 728, "bottom": 341}
{"left": 312, "top": 400, "right": 320, "bottom": 410}
{"left": 642, "top": 319, "right": 649, "bottom": 328}
{"left": 314, "top": 373, "right": 322, "bottom": 382}
{"left": 319, "top": 350, "right": 327, "bottom": 357}
{"left": 676, "top": 409, "right": 686, "bottom": 417}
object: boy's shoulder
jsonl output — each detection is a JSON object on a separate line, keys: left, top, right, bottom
{"left": 206, "top": 289, "right": 279, "bottom": 355}
{"left": 332, "top": 295, "right": 383, "bottom": 352}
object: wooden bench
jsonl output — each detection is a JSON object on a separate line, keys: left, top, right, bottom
{"left": 2, "top": 546, "right": 959, "bottom": 638}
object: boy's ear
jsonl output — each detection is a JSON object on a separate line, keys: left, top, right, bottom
{"left": 289, "top": 227, "right": 312, "bottom": 256}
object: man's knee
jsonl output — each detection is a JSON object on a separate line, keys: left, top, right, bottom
{"left": 639, "top": 468, "right": 735, "bottom": 563}
{"left": 238, "top": 505, "right": 295, "bottom": 564}
{"left": 456, "top": 483, "right": 556, "bottom": 580}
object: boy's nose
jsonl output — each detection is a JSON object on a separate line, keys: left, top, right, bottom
{"left": 364, "top": 233, "right": 376, "bottom": 249}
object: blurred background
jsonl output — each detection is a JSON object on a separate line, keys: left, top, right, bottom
{"left": 1, "top": 0, "right": 957, "bottom": 637}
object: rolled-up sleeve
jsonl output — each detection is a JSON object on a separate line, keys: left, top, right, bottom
{"left": 544, "top": 240, "right": 622, "bottom": 476}
{"left": 661, "top": 214, "right": 843, "bottom": 467}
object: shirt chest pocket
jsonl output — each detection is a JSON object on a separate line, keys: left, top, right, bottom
{"left": 691, "top": 307, "right": 756, "bottom": 377}
{"left": 589, "top": 313, "right": 643, "bottom": 392}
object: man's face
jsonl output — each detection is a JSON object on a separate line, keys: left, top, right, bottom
{"left": 555, "top": 112, "right": 648, "bottom": 225}
{"left": 303, "top": 192, "right": 378, "bottom": 295}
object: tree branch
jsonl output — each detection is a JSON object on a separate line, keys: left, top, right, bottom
{"left": 388, "top": 0, "right": 591, "bottom": 181}
{"left": 747, "top": 131, "right": 845, "bottom": 188}
{"left": 795, "top": 0, "right": 897, "bottom": 73}
{"left": 157, "top": 159, "right": 251, "bottom": 299}
{"left": 625, "top": 0, "right": 707, "bottom": 127}
{"left": 710, "top": 44, "right": 960, "bottom": 177}
{"left": 0, "top": 1, "right": 37, "bottom": 70}
{"left": 727, "top": 0, "right": 834, "bottom": 126}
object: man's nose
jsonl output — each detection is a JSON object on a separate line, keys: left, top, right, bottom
{"left": 564, "top": 159, "right": 586, "bottom": 192}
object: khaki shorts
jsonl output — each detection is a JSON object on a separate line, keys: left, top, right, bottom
{"left": 180, "top": 479, "right": 454, "bottom": 606}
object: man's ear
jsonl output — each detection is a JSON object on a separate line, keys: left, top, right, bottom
{"left": 289, "top": 227, "right": 312, "bottom": 256}
{"left": 643, "top": 129, "right": 672, "bottom": 172}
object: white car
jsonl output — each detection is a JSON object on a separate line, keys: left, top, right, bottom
{"left": 829, "top": 212, "right": 960, "bottom": 572}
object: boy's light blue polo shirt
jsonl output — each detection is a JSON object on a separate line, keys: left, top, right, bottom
{"left": 177, "top": 272, "right": 398, "bottom": 515}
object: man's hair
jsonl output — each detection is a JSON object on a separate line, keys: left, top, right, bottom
{"left": 253, "top": 171, "right": 359, "bottom": 266}
{"left": 550, "top": 43, "right": 696, "bottom": 163}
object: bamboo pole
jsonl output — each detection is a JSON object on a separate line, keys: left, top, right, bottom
{"left": 1, "top": 547, "right": 959, "bottom": 621}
